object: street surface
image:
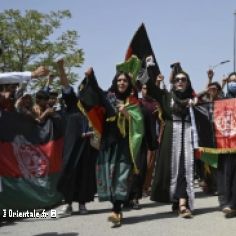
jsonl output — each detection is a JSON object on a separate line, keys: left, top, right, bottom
{"left": 1, "top": 187, "right": 236, "bottom": 236}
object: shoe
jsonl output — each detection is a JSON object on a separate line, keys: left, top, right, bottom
{"left": 132, "top": 200, "right": 141, "bottom": 210}
{"left": 58, "top": 204, "right": 72, "bottom": 217}
{"left": 222, "top": 206, "right": 231, "bottom": 214}
{"left": 107, "top": 212, "right": 122, "bottom": 227}
{"left": 79, "top": 204, "right": 88, "bottom": 215}
{"left": 178, "top": 206, "right": 192, "bottom": 219}
{"left": 198, "top": 180, "right": 207, "bottom": 188}
{"left": 143, "top": 189, "right": 151, "bottom": 197}
{"left": 172, "top": 202, "right": 179, "bottom": 213}
{"left": 213, "top": 191, "right": 219, "bottom": 196}
{"left": 224, "top": 208, "right": 236, "bottom": 218}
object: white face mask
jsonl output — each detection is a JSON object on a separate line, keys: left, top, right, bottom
{"left": 138, "top": 92, "right": 142, "bottom": 99}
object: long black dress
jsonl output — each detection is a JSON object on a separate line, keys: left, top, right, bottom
{"left": 144, "top": 79, "right": 195, "bottom": 210}
{"left": 57, "top": 88, "right": 97, "bottom": 204}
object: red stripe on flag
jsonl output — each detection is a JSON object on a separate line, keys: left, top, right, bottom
{"left": 87, "top": 105, "right": 105, "bottom": 134}
{"left": 0, "top": 138, "right": 63, "bottom": 177}
{"left": 125, "top": 47, "right": 133, "bottom": 61}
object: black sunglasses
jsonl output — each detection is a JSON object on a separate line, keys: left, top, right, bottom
{"left": 174, "top": 77, "right": 187, "bottom": 83}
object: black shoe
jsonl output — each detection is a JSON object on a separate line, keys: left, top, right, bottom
{"left": 172, "top": 202, "right": 179, "bottom": 213}
{"left": 224, "top": 208, "right": 236, "bottom": 218}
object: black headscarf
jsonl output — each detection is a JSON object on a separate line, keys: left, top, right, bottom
{"left": 171, "top": 71, "right": 194, "bottom": 117}
{"left": 109, "top": 71, "right": 133, "bottom": 101}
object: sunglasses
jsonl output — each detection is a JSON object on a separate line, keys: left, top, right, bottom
{"left": 174, "top": 77, "right": 187, "bottom": 83}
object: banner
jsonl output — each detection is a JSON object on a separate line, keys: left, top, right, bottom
{"left": 194, "top": 98, "right": 236, "bottom": 153}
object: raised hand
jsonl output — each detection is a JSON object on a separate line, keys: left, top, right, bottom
{"left": 85, "top": 67, "right": 94, "bottom": 78}
{"left": 32, "top": 66, "right": 49, "bottom": 78}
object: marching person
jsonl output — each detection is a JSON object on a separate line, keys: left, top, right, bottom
{"left": 138, "top": 59, "right": 197, "bottom": 218}
{"left": 79, "top": 68, "right": 144, "bottom": 227}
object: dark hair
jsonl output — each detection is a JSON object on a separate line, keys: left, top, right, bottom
{"left": 49, "top": 90, "right": 58, "bottom": 98}
{"left": 36, "top": 90, "right": 49, "bottom": 100}
{"left": 173, "top": 71, "right": 195, "bottom": 99}
{"left": 109, "top": 71, "right": 133, "bottom": 100}
{"left": 208, "top": 82, "right": 222, "bottom": 91}
{"left": 228, "top": 72, "right": 236, "bottom": 80}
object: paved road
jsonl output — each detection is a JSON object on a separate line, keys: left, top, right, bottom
{"left": 1, "top": 187, "right": 236, "bottom": 236}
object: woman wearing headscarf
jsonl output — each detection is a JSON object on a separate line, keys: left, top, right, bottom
{"left": 79, "top": 69, "right": 144, "bottom": 227}
{"left": 138, "top": 61, "right": 196, "bottom": 218}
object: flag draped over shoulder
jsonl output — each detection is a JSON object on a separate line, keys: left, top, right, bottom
{"left": 116, "top": 96, "right": 144, "bottom": 173}
{"left": 77, "top": 73, "right": 144, "bottom": 173}
{"left": 193, "top": 98, "right": 236, "bottom": 166}
{"left": 0, "top": 111, "right": 64, "bottom": 211}
{"left": 127, "top": 99, "right": 144, "bottom": 172}
{"left": 124, "top": 23, "right": 160, "bottom": 81}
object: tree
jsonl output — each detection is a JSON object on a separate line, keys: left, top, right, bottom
{"left": 0, "top": 9, "right": 84, "bottom": 90}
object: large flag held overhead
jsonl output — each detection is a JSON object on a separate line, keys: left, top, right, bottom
{"left": 0, "top": 111, "right": 64, "bottom": 211}
{"left": 124, "top": 23, "right": 161, "bottom": 81}
{"left": 78, "top": 71, "right": 116, "bottom": 137}
{"left": 193, "top": 98, "right": 236, "bottom": 167}
{"left": 116, "top": 55, "right": 142, "bottom": 86}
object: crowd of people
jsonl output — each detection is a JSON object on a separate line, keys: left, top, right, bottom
{"left": 1, "top": 52, "right": 236, "bottom": 228}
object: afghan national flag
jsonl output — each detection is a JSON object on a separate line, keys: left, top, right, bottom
{"left": 116, "top": 55, "right": 142, "bottom": 86}
{"left": 78, "top": 72, "right": 115, "bottom": 136}
{"left": 193, "top": 98, "right": 236, "bottom": 166}
{"left": 0, "top": 111, "right": 64, "bottom": 211}
{"left": 125, "top": 23, "right": 161, "bottom": 81}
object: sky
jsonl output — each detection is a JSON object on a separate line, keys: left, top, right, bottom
{"left": 1, "top": 0, "right": 236, "bottom": 92}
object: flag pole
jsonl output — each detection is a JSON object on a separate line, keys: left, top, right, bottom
{"left": 233, "top": 11, "right": 236, "bottom": 72}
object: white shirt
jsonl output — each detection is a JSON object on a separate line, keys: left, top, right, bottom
{"left": 0, "top": 71, "right": 32, "bottom": 84}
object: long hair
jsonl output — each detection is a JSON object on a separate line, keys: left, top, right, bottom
{"left": 172, "top": 71, "right": 194, "bottom": 99}
{"left": 109, "top": 71, "right": 134, "bottom": 100}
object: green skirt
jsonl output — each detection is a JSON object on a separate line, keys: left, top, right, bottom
{"left": 96, "top": 137, "right": 132, "bottom": 202}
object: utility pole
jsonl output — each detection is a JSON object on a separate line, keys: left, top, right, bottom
{"left": 234, "top": 11, "right": 236, "bottom": 72}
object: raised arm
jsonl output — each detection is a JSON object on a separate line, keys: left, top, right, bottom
{"left": 57, "top": 59, "right": 70, "bottom": 89}
{"left": 0, "top": 66, "right": 49, "bottom": 84}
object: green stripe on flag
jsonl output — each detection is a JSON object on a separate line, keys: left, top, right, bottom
{"left": 0, "top": 173, "right": 62, "bottom": 211}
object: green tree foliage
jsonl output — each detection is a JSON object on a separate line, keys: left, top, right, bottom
{"left": 0, "top": 9, "right": 84, "bottom": 90}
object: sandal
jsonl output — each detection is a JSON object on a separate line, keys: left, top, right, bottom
{"left": 178, "top": 205, "right": 192, "bottom": 219}
{"left": 107, "top": 212, "right": 122, "bottom": 227}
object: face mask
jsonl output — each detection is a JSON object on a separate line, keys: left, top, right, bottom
{"left": 228, "top": 82, "right": 236, "bottom": 95}
{"left": 138, "top": 92, "right": 143, "bottom": 99}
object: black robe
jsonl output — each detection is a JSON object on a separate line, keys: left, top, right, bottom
{"left": 57, "top": 88, "right": 97, "bottom": 203}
